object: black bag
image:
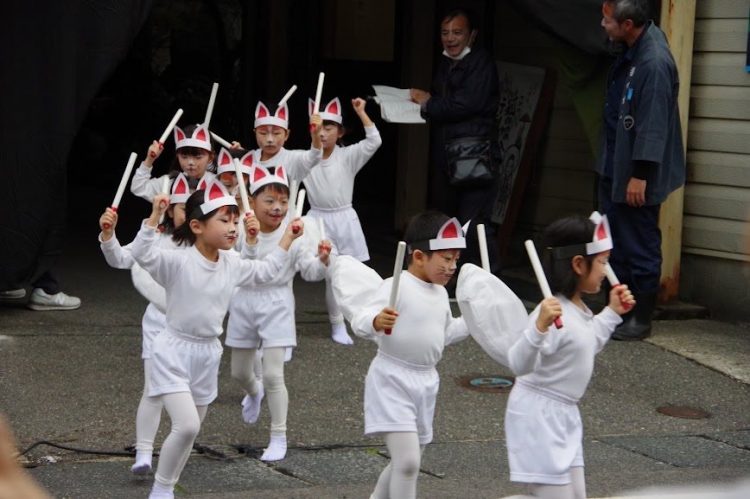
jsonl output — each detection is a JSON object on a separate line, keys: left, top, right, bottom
{"left": 444, "top": 137, "right": 499, "bottom": 186}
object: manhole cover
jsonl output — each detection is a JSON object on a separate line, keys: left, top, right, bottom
{"left": 456, "top": 374, "right": 514, "bottom": 393}
{"left": 656, "top": 405, "right": 711, "bottom": 419}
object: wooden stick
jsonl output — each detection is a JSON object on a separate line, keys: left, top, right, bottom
{"left": 385, "top": 241, "right": 407, "bottom": 335}
{"left": 204, "top": 82, "right": 219, "bottom": 128}
{"left": 158, "top": 109, "right": 183, "bottom": 144}
{"left": 210, "top": 131, "right": 232, "bottom": 149}
{"left": 477, "top": 224, "right": 490, "bottom": 272}
{"left": 278, "top": 84, "right": 298, "bottom": 108}
{"left": 524, "top": 239, "right": 563, "bottom": 329}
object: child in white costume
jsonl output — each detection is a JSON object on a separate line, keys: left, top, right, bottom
{"left": 303, "top": 97, "right": 382, "bottom": 345}
{"left": 131, "top": 123, "right": 216, "bottom": 202}
{"left": 129, "top": 180, "right": 303, "bottom": 499}
{"left": 505, "top": 213, "right": 634, "bottom": 499}
{"left": 225, "top": 164, "right": 332, "bottom": 462}
{"left": 98, "top": 173, "right": 192, "bottom": 476}
{"left": 348, "top": 212, "right": 470, "bottom": 499}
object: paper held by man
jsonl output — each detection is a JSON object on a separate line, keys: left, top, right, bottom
{"left": 371, "top": 85, "right": 426, "bottom": 124}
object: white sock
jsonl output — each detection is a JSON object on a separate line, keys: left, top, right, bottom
{"left": 330, "top": 322, "right": 353, "bottom": 345}
{"left": 241, "top": 382, "right": 264, "bottom": 424}
{"left": 148, "top": 480, "right": 174, "bottom": 499}
{"left": 131, "top": 450, "right": 153, "bottom": 474}
{"left": 260, "top": 433, "right": 287, "bottom": 461}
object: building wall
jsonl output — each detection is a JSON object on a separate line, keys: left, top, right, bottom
{"left": 680, "top": 0, "right": 750, "bottom": 319}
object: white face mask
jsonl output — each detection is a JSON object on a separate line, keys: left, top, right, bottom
{"left": 442, "top": 46, "right": 471, "bottom": 61}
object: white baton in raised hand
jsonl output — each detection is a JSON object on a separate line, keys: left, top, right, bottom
{"left": 204, "top": 82, "right": 219, "bottom": 128}
{"left": 605, "top": 262, "right": 633, "bottom": 311}
{"left": 525, "top": 239, "right": 563, "bottom": 329}
{"left": 158, "top": 109, "right": 184, "bottom": 145}
{"left": 385, "top": 241, "right": 407, "bottom": 335}
{"left": 477, "top": 224, "right": 490, "bottom": 272}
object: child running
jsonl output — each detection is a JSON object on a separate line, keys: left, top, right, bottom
{"left": 303, "top": 97, "right": 382, "bottom": 345}
{"left": 128, "top": 179, "right": 303, "bottom": 499}
{"left": 504, "top": 213, "right": 634, "bottom": 499}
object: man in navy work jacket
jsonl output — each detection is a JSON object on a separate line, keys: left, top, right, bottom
{"left": 599, "top": 0, "right": 685, "bottom": 340}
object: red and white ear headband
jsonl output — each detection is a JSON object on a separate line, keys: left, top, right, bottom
{"left": 170, "top": 173, "right": 191, "bottom": 204}
{"left": 216, "top": 148, "right": 253, "bottom": 176}
{"left": 429, "top": 217, "right": 469, "bottom": 250}
{"left": 199, "top": 179, "right": 237, "bottom": 215}
{"left": 248, "top": 164, "right": 289, "bottom": 195}
{"left": 173, "top": 124, "right": 212, "bottom": 151}
{"left": 254, "top": 101, "right": 289, "bottom": 129}
{"left": 308, "top": 97, "right": 342, "bottom": 124}
{"left": 586, "top": 211, "right": 613, "bottom": 254}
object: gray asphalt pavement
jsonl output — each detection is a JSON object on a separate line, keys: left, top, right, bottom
{"left": 1, "top": 229, "right": 749, "bottom": 498}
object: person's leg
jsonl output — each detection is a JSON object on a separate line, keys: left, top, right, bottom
{"left": 149, "top": 392, "right": 202, "bottom": 499}
{"left": 231, "top": 347, "right": 264, "bottom": 424}
{"left": 325, "top": 273, "right": 352, "bottom": 345}
{"left": 27, "top": 270, "right": 80, "bottom": 311}
{"left": 371, "top": 432, "right": 422, "bottom": 499}
{"left": 528, "top": 483, "right": 575, "bottom": 499}
{"left": 570, "top": 466, "right": 587, "bottom": 499}
{"left": 260, "top": 347, "right": 288, "bottom": 461}
{"left": 132, "top": 359, "right": 163, "bottom": 474}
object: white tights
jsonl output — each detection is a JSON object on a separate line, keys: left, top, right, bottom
{"left": 135, "top": 359, "right": 163, "bottom": 454}
{"left": 324, "top": 273, "right": 344, "bottom": 325}
{"left": 521, "top": 467, "right": 587, "bottom": 499}
{"left": 231, "top": 346, "right": 287, "bottom": 434}
{"left": 153, "top": 392, "right": 207, "bottom": 488}
{"left": 371, "top": 432, "right": 424, "bottom": 499}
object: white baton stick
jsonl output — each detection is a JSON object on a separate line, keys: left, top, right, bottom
{"left": 524, "top": 239, "right": 563, "bottom": 329}
{"left": 158, "top": 109, "right": 184, "bottom": 145}
{"left": 385, "top": 241, "right": 407, "bottom": 335}
{"left": 313, "top": 73, "right": 325, "bottom": 113}
{"left": 477, "top": 224, "right": 490, "bottom": 272}
{"left": 204, "top": 82, "right": 219, "bottom": 128}
{"left": 318, "top": 218, "right": 326, "bottom": 241}
{"left": 278, "top": 84, "right": 298, "bottom": 108}
{"left": 111, "top": 152, "right": 138, "bottom": 210}
{"left": 605, "top": 262, "right": 632, "bottom": 311}
{"left": 210, "top": 132, "right": 232, "bottom": 149}
{"left": 233, "top": 158, "right": 256, "bottom": 237}
{"left": 292, "top": 188, "right": 306, "bottom": 234}
{"left": 157, "top": 175, "right": 170, "bottom": 226}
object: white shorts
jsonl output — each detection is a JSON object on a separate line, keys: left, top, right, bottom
{"left": 364, "top": 351, "right": 439, "bottom": 446}
{"left": 505, "top": 380, "right": 584, "bottom": 485}
{"left": 148, "top": 331, "right": 223, "bottom": 406}
{"left": 225, "top": 286, "right": 297, "bottom": 349}
{"left": 308, "top": 205, "right": 369, "bottom": 262}
{"left": 141, "top": 328, "right": 161, "bottom": 360}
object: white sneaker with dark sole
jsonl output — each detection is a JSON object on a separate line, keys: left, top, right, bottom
{"left": 27, "top": 289, "right": 81, "bottom": 311}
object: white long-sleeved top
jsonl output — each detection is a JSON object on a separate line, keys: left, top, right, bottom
{"left": 252, "top": 146, "right": 323, "bottom": 182}
{"left": 130, "top": 164, "right": 216, "bottom": 202}
{"left": 351, "top": 271, "right": 469, "bottom": 367}
{"left": 507, "top": 296, "right": 622, "bottom": 402}
{"left": 303, "top": 126, "right": 382, "bottom": 209}
{"left": 240, "top": 220, "right": 326, "bottom": 289}
{"left": 130, "top": 221, "right": 289, "bottom": 340}
{"left": 99, "top": 231, "right": 183, "bottom": 332}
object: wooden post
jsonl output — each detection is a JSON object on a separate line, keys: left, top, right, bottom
{"left": 657, "top": 0, "right": 695, "bottom": 303}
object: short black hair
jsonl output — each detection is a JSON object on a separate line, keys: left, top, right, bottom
{"left": 441, "top": 8, "right": 476, "bottom": 32}
{"left": 172, "top": 189, "right": 239, "bottom": 246}
{"left": 604, "top": 0, "right": 651, "bottom": 28}
{"left": 404, "top": 211, "right": 451, "bottom": 264}
{"left": 540, "top": 215, "right": 596, "bottom": 299}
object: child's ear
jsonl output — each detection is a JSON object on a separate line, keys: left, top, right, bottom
{"left": 189, "top": 218, "right": 203, "bottom": 236}
{"left": 571, "top": 255, "right": 587, "bottom": 276}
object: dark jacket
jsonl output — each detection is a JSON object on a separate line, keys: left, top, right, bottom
{"left": 598, "top": 21, "right": 685, "bottom": 205}
{"left": 423, "top": 47, "right": 499, "bottom": 149}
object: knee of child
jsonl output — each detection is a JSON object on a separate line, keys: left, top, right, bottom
{"left": 263, "top": 370, "right": 285, "bottom": 391}
{"left": 174, "top": 414, "right": 202, "bottom": 441}
{"left": 393, "top": 453, "right": 421, "bottom": 478}
{"left": 230, "top": 362, "right": 253, "bottom": 383}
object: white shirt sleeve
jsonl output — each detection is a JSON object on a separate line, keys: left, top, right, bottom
{"left": 592, "top": 306, "right": 623, "bottom": 353}
{"left": 130, "top": 163, "right": 167, "bottom": 202}
{"left": 234, "top": 246, "right": 290, "bottom": 287}
{"left": 444, "top": 314, "right": 470, "bottom": 346}
{"left": 284, "top": 147, "right": 323, "bottom": 181}
{"left": 129, "top": 220, "right": 182, "bottom": 287}
{"left": 344, "top": 125, "right": 382, "bottom": 175}
{"left": 350, "top": 278, "right": 389, "bottom": 341}
{"left": 99, "top": 233, "right": 134, "bottom": 269}
{"left": 292, "top": 235, "right": 327, "bottom": 282}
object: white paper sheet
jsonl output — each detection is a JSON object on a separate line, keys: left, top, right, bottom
{"left": 371, "top": 85, "right": 426, "bottom": 124}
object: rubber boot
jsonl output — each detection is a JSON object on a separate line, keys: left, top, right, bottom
{"left": 611, "top": 292, "right": 657, "bottom": 341}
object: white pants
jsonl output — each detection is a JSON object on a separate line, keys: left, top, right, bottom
{"left": 226, "top": 286, "right": 296, "bottom": 349}
{"left": 231, "top": 347, "right": 288, "bottom": 434}
{"left": 135, "top": 359, "right": 163, "bottom": 453}
{"left": 364, "top": 352, "right": 438, "bottom": 446}
{"left": 505, "top": 380, "right": 584, "bottom": 485}
{"left": 371, "top": 432, "right": 425, "bottom": 499}
{"left": 308, "top": 206, "right": 369, "bottom": 262}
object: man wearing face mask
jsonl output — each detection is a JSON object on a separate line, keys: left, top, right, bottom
{"left": 410, "top": 8, "right": 500, "bottom": 276}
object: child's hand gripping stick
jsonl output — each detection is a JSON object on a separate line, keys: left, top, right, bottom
{"left": 210, "top": 132, "right": 233, "bottom": 149}
{"left": 203, "top": 82, "right": 219, "bottom": 128}
{"left": 477, "top": 224, "right": 491, "bottom": 273}
{"left": 233, "top": 158, "right": 256, "bottom": 237}
{"left": 292, "top": 189, "right": 306, "bottom": 234}
{"left": 104, "top": 152, "right": 138, "bottom": 229}
{"left": 156, "top": 109, "right": 184, "bottom": 152}
{"left": 605, "top": 263, "right": 633, "bottom": 312}
{"left": 524, "top": 239, "right": 563, "bottom": 329}
{"left": 310, "top": 73, "right": 325, "bottom": 132}
{"left": 385, "top": 241, "right": 407, "bottom": 335}
{"left": 278, "top": 84, "right": 298, "bottom": 108}
{"left": 157, "top": 175, "right": 170, "bottom": 228}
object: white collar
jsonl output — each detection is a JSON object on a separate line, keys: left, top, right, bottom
{"left": 442, "top": 46, "right": 471, "bottom": 61}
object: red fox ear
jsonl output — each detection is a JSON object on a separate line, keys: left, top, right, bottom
{"left": 252, "top": 165, "right": 267, "bottom": 184}
{"left": 194, "top": 125, "right": 208, "bottom": 142}
{"left": 255, "top": 102, "right": 269, "bottom": 119}
{"left": 276, "top": 165, "right": 286, "bottom": 181}
{"left": 276, "top": 103, "right": 287, "bottom": 121}
{"left": 173, "top": 174, "right": 188, "bottom": 194}
{"left": 325, "top": 98, "right": 340, "bottom": 116}
{"left": 174, "top": 126, "right": 186, "bottom": 143}
{"left": 241, "top": 151, "right": 253, "bottom": 167}
{"left": 218, "top": 148, "right": 232, "bottom": 167}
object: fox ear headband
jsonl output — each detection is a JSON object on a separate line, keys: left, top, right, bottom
{"left": 549, "top": 211, "right": 613, "bottom": 260}
{"left": 408, "top": 217, "right": 470, "bottom": 253}
{"left": 173, "top": 124, "right": 212, "bottom": 151}
{"left": 308, "top": 97, "right": 342, "bottom": 124}
{"left": 199, "top": 179, "right": 237, "bottom": 215}
{"left": 254, "top": 101, "right": 289, "bottom": 129}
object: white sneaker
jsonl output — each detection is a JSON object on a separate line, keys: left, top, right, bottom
{"left": 27, "top": 288, "right": 81, "bottom": 311}
{"left": 0, "top": 288, "right": 26, "bottom": 301}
